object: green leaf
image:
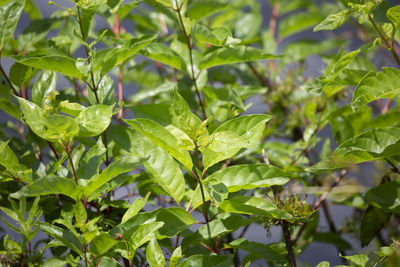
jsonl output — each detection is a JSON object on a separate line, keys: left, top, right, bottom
{"left": 122, "top": 192, "right": 150, "bottom": 223}
{"left": 314, "top": 10, "right": 351, "bottom": 32}
{"left": 192, "top": 24, "right": 226, "bottom": 46}
{"left": 0, "top": 140, "right": 19, "bottom": 169}
{"left": 37, "top": 221, "right": 83, "bottom": 256}
{"left": 131, "top": 82, "right": 176, "bottom": 104}
{"left": 129, "top": 221, "right": 164, "bottom": 252}
{"left": 360, "top": 207, "right": 391, "bottom": 247}
{"left": 340, "top": 254, "right": 369, "bottom": 267}
{"left": 310, "top": 127, "right": 400, "bottom": 171}
{"left": 187, "top": 0, "right": 227, "bottom": 21}
{"left": 98, "top": 34, "right": 158, "bottom": 75}
{"left": 352, "top": 68, "right": 400, "bottom": 111}
{"left": 387, "top": 5, "right": 400, "bottom": 27}
{"left": 170, "top": 89, "right": 201, "bottom": 138}
{"left": 183, "top": 214, "right": 255, "bottom": 248}
{"left": 0, "top": 98, "right": 20, "bottom": 119}
{"left": 90, "top": 233, "right": 118, "bottom": 256}
{"left": 313, "top": 232, "right": 352, "bottom": 250}
{"left": 199, "top": 46, "right": 280, "bottom": 70}
{"left": 10, "top": 176, "right": 83, "bottom": 201}
{"left": 179, "top": 255, "right": 234, "bottom": 267}
{"left": 141, "top": 43, "right": 187, "bottom": 71}
{"left": 110, "top": 207, "right": 195, "bottom": 239}
{"left": 146, "top": 237, "right": 166, "bottom": 267}
{"left": 42, "top": 115, "right": 80, "bottom": 142}
{"left": 170, "top": 246, "right": 182, "bottom": 267}
{"left": 124, "top": 118, "right": 193, "bottom": 169}
{"left": 107, "top": 0, "right": 123, "bottom": 13}
{"left": 32, "top": 71, "right": 57, "bottom": 105}
{"left": 15, "top": 56, "right": 82, "bottom": 78}
{"left": 228, "top": 238, "right": 284, "bottom": 263}
{"left": 279, "top": 11, "right": 321, "bottom": 38}
{"left": 84, "top": 155, "right": 145, "bottom": 197}
{"left": 42, "top": 258, "right": 67, "bottom": 267}
{"left": 219, "top": 196, "right": 293, "bottom": 220}
{"left": 0, "top": 0, "right": 25, "bottom": 50}
{"left": 376, "top": 246, "right": 394, "bottom": 257}
{"left": 316, "top": 262, "right": 330, "bottom": 267}
{"left": 76, "top": 138, "right": 106, "bottom": 182}
{"left": 76, "top": 105, "right": 113, "bottom": 137}
{"left": 364, "top": 181, "right": 400, "bottom": 213}
{"left": 112, "top": 126, "right": 185, "bottom": 203}
{"left": 9, "top": 62, "right": 35, "bottom": 87}
{"left": 206, "top": 164, "right": 290, "bottom": 192}
{"left": 201, "top": 114, "right": 271, "bottom": 169}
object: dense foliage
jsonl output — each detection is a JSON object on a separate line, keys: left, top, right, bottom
{"left": 0, "top": 0, "right": 400, "bottom": 266}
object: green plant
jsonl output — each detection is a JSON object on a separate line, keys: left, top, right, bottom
{"left": 0, "top": 0, "right": 400, "bottom": 266}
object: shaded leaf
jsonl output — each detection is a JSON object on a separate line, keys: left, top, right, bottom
{"left": 199, "top": 46, "right": 280, "bottom": 70}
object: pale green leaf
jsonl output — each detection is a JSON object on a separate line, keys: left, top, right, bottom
{"left": 314, "top": 10, "right": 351, "bottom": 32}
{"left": 340, "top": 254, "right": 369, "bottom": 267}
{"left": 10, "top": 176, "right": 83, "bottom": 201}
{"left": 279, "top": 11, "right": 321, "bottom": 38}
{"left": 124, "top": 118, "right": 193, "bottom": 169}
{"left": 15, "top": 56, "right": 83, "bottom": 78}
{"left": 187, "top": 0, "right": 227, "bottom": 21}
{"left": 387, "top": 5, "right": 400, "bottom": 26}
{"left": 0, "top": 0, "right": 25, "bottom": 50}
{"left": 90, "top": 233, "right": 118, "bottom": 256}
{"left": 76, "top": 105, "right": 113, "bottom": 137}
{"left": 0, "top": 140, "right": 19, "bottom": 169}
{"left": 32, "top": 71, "right": 57, "bottom": 105}
{"left": 169, "top": 246, "right": 182, "bottom": 267}
{"left": 180, "top": 255, "right": 234, "bottom": 267}
{"left": 146, "top": 237, "right": 166, "bottom": 267}
{"left": 122, "top": 192, "right": 150, "bottom": 223}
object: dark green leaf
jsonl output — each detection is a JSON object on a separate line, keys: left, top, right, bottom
{"left": 360, "top": 207, "right": 391, "bottom": 247}
{"left": 364, "top": 181, "right": 400, "bottom": 213}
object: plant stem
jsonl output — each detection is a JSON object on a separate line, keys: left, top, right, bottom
{"left": 64, "top": 142, "right": 78, "bottom": 185}
{"left": 77, "top": 6, "right": 110, "bottom": 165}
{"left": 174, "top": 0, "right": 207, "bottom": 119}
{"left": 369, "top": 15, "right": 400, "bottom": 68}
{"left": 281, "top": 220, "right": 297, "bottom": 267}
{"left": 0, "top": 57, "right": 19, "bottom": 96}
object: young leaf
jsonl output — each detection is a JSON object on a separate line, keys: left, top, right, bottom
{"left": 352, "top": 68, "right": 400, "bottom": 111}
{"left": 314, "top": 10, "right": 352, "bottom": 32}
{"left": 0, "top": 140, "right": 19, "bottom": 169}
{"left": 84, "top": 155, "right": 145, "bottom": 197}
{"left": 340, "top": 254, "right": 369, "bottom": 267}
{"left": 124, "top": 118, "right": 193, "bottom": 169}
{"left": 0, "top": 0, "right": 25, "bottom": 50}
{"left": 199, "top": 46, "right": 280, "bottom": 70}
{"left": 169, "top": 246, "right": 182, "bottom": 267}
{"left": 122, "top": 192, "right": 150, "bottom": 223}
{"left": 170, "top": 89, "right": 201, "bottom": 138}
{"left": 146, "top": 237, "right": 166, "bottom": 267}
{"left": 32, "top": 71, "right": 57, "bottom": 105}
{"left": 10, "top": 176, "right": 83, "bottom": 201}
{"left": 76, "top": 105, "right": 113, "bottom": 137}
{"left": 387, "top": 5, "right": 400, "bottom": 27}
